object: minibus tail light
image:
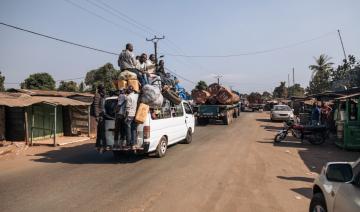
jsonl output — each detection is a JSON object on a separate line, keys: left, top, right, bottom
{"left": 143, "top": 126, "right": 150, "bottom": 139}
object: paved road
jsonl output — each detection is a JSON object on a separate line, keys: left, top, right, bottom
{"left": 1, "top": 112, "right": 359, "bottom": 212}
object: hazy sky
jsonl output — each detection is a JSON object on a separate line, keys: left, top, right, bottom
{"left": 1, "top": 0, "right": 359, "bottom": 93}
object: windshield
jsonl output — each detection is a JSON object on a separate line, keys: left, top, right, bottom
{"left": 273, "top": 105, "right": 291, "bottom": 111}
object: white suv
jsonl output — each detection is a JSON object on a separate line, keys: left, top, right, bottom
{"left": 310, "top": 158, "right": 360, "bottom": 212}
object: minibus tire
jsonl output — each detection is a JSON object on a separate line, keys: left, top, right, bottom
{"left": 184, "top": 129, "right": 192, "bottom": 144}
{"left": 156, "top": 137, "right": 167, "bottom": 158}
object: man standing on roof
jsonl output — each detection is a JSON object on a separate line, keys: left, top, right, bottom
{"left": 125, "top": 85, "right": 139, "bottom": 149}
{"left": 118, "top": 43, "right": 137, "bottom": 71}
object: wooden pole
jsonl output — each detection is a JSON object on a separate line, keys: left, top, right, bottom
{"left": 24, "top": 108, "right": 29, "bottom": 145}
{"left": 87, "top": 105, "right": 91, "bottom": 137}
{"left": 31, "top": 106, "right": 34, "bottom": 146}
{"left": 53, "top": 106, "right": 57, "bottom": 147}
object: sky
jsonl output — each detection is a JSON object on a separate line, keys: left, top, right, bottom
{"left": 0, "top": 0, "right": 359, "bottom": 93}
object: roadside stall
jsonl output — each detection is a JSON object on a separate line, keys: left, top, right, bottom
{"left": 334, "top": 93, "right": 360, "bottom": 150}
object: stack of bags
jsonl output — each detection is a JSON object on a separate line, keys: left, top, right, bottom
{"left": 113, "top": 70, "right": 184, "bottom": 124}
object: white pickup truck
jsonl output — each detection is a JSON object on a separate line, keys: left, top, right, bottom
{"left": 103, "top": 97, "right": 195, "bottom": 158}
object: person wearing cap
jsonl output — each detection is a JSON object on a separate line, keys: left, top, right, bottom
{"left": 114, "top": 89, "right": 127, "bottom": 148}
{"left": 92, "top": 84, "right": 107, "bottom": 151}
{"left": 125, "top": 85, "right": 139, "bottom": 149}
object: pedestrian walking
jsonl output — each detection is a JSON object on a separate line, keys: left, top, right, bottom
{"left": 93, "top": 84, "right": 107, "bottom": 152}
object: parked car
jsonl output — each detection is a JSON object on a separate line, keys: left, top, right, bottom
{"left": 104, "top": 97, "right": 195, "bottom": 158}
{"left": 270, "top": 105, "right": 294, "bottom": 121}
{"left": 310, "top": 158, "right": 360, "bottom": 212}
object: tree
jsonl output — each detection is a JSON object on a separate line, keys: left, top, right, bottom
{"left": 331, "top": 55, "right": 360, "bottom": 89}
{"left": 273, "top": 82, "right": 288, "bottom": 98}
{"left": 261, "top": 91, "right": 272, "bottom": 100}
{"left": 288, "top": 84, "right": 305, "bottom": 97}
{"left": 79, "top": 81, "right": 85, "bottom": 92}
{"left": 21, "top": 72, "right": 56, "bottom": 90}
{"left": 247, "top": 92, "right": 262, "bottom": 103}
{"left": 307, "top": 54, "right": 333, "bottom": 94}
{"left": 0, "top": 71, "right": 5, "bottom": 92}
{"left": 195, "top": 80, "right": 208, "bottom": 90}
{"left": 58, "top": 80, "right": 78, "bottom": 92}
{"left": 85, "top": 63, "right": 119, "bottom": 93}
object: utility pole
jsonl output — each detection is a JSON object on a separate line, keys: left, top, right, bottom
{"left": 337, "top": 30, "right": 347, "bottom": 61}
{"left": 146, "top": 35, "right": 165, "bottom": 64}
{"left": 214, "top": 75, "right": 222, "bottom": 84}
{"left": 292, "top": 67, "right": 295, "bottom": 85}
{"left": 288, "top": 73, "right": 291, "bottom": 98}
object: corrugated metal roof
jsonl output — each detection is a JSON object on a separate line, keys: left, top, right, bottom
{"left": 335, "top": 92, "right": 360, "bottom": 100}
{"left": 8, "top": 89, "right": 94, "bottom": 97}
{"left": 0, "top": 92, "right": 91, "bottom": 107}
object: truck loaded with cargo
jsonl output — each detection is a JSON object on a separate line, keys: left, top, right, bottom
{"left": 191, "top": 83, "right": 241, "bottom": 125}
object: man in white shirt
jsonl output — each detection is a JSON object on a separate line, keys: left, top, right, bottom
{"left": 125, "top": 85, "right": 139, "bottom": 148}
{"left": 118, "top": 43, "right": 137, "bottom": 71}
{"left": 146, "top": 54, "right": 156, "bottom": 74}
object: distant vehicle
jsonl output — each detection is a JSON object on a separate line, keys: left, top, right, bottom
{"left": 270, "top": 105, "right": 294, "bottom": 121}
{"left": 195, "top": 103, "right": 240, "bottom": 125}
{"left": 104, "top": 97, "right": 195, "bottom": 158}
{"left": 310, "top": 158, "right": 360, "bottom": 212}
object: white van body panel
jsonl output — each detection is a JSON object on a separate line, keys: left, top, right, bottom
{"left": 104, "top": 97, "right": 195, "bottom": 154}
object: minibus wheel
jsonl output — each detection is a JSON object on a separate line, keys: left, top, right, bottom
{"left": 156, "top": 137, "right": 167, "bottom": 158}
{"left": 184, "top": 129, "right": 192, "bottom": 144}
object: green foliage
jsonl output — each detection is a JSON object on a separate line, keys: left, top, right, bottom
{"left": 307, "top": 54, "right": 333, "bottom": 94}
{"left": 21, "top": 72, "right": 56, "bottom": 90}
{"left": 85, "top": 63, "right": 119, "bottom": 93}
{"left": 195, "top": 80, "right": 208, "bottom": 90}
{"left": 261, "top": 91, "right": 272, "bottom": 100}
{"left": 288, "top": 84, "right": 305, "bottom": 97}
{"left": 58, "top": 80, "right": 78, "bottom": 92}
{"left": 273, "top": 82, "right": 288, "bottom": 98}
{"left": 331, "top": 55, "right": 360, "bottom": 89}
{"left": 247, "top": 92, "right": 262, "bottom": 103}
{"left": 0, "top": 71, "right": 5, "bottom": 92}
{"left": 79, "top": 81, "right": 85, "bottom": 92}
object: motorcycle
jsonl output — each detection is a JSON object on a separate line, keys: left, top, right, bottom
{"left": 274, "top": 120, "right": 327, "bottom": 145}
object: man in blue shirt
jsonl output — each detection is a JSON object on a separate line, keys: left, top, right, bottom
{"left": 311, "top": 103, "right": 321, "bottom": 125}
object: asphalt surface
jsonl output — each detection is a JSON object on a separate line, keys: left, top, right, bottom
{"left": 1, "top": 112, "right": 359, "bottom": 212}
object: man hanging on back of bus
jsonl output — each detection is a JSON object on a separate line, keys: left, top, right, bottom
{"left": 118, "top": 43, "right": 148, "bottom": 86}
{"left": 125, "top": 85, "right": 139, "bottom": 149}
{"left": 114, "top": 88, "right": 126, "bottom": 149}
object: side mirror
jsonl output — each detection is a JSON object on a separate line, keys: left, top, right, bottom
{"left": 292, "top": 109, "right": 294, "bottom": 112}
{"left": 326, "top": 163, "right": 353, "bottom": 183}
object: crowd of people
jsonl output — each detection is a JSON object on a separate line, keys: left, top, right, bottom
{"left": 92, "top": 43, "right": 187, "bottom": 152}
{"left": 310, "top": 102, "right": 333, "bottom": 127}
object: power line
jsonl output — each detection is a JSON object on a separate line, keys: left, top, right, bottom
{"left": 0, "top": 22, "right": 118, "bottom": 55}
{"left": 63, "top": 0, "right": 145, "bottom": 39}
{"left": 0, "top": 21, "right": 194, "bottom": 86}
{"left": 164, "top": 31, "right": 337, "bottom": 58}
{"left": 165, "top": 67, "right": 195, "bottom": 85}
{"left": 89, "top": 0, "right": 208, "bottom": 72}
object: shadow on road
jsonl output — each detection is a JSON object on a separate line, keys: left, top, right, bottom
{"left": 31, "top": 143, "right": 150, "bottom": 164}
{"left": 277, "top": 176, "right": 314, "bottom": 183}
{"left": 291, "top": 188, "right": 313, "bottom": 199}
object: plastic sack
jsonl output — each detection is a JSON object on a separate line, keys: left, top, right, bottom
{"left": 140, "top": 85, "right": 164, "bottom": 108}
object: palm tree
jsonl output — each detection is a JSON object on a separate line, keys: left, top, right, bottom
{"left": 309, "top": 54, "right": 334, "bottom": 79}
